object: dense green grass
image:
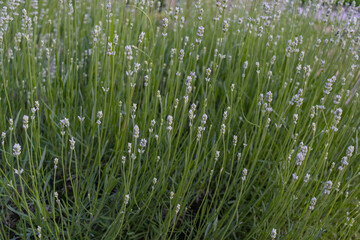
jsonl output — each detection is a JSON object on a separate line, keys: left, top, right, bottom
{"left": 1, "top": 0, "right": 360, "bottom": 239}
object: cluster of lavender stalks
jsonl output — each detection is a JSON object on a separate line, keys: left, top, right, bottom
{"left": 1, "top": 0, "right": 360, "bottom": 239}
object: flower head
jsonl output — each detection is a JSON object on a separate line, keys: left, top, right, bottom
{"left": 69, "top": 137, "right": 75, "bottom": 150}
{"left": 271, "top": 228, "right": 277, "bottom": 239}
{"left": 133, "top": 125, "right": 140, "bottom": 139}
{"left": 13, "top": 143, "right": 21, "bottom": 157}
{"left": 124, "top": 194, "right": 130, "bottom": 205}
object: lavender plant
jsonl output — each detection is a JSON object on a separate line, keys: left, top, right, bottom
{"left": 0, "top": 0, "right": 360, "bottom": 239}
